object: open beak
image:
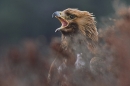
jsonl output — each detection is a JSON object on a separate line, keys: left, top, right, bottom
{"left": 52, "top": 11, "right": 69, "bottom": 32}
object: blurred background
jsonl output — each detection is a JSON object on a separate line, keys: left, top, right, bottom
{"left": 0, "top": 0, "right": 130, "bottom": 86}
{"left": 0, "top": 0, "right": 129, "bottom": 45}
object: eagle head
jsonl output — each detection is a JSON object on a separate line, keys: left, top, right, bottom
{"left": 52, "top": 8, "right": 98, "bottom": 53}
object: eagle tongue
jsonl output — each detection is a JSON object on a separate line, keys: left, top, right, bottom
{"left": 61, "top": 19, "right": 68, "bottom": 27}
{"left": 58, "top": 17, "right": 68, "bottom": 27}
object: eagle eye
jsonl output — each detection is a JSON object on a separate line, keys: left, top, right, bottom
{"left": 69, "top": 15, "right": 76, "bottom": 19}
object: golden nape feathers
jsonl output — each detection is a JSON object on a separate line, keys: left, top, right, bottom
{"left": 52, "top": 8, "right": 98, "bottom": 53}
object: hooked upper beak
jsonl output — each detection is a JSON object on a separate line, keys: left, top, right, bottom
{"left": 52, "top": 11, "right": 61, "bottom": 18}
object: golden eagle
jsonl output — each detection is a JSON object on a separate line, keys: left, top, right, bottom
{"left": 48, "top": 8, "right": 98, "bottom": 83}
